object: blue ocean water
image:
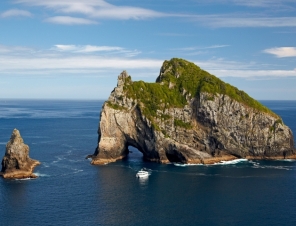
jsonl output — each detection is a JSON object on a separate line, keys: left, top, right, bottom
{"left": 0, "top": 99, "right": 296, "bottom": 226}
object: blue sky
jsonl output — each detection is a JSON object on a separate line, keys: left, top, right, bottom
{"left": 0, "top": 0, "right": 296, "bottom": 100}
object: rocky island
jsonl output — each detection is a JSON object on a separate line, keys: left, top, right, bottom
{"left": 1, "top": 129, "right": 40, "bottom": 179}
{"left": 89, "top": 58, "right": 295, "bottom": 164}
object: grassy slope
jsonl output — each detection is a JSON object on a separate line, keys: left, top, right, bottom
{"left": 122, "top": 58, "right": 278, "bottom": 120}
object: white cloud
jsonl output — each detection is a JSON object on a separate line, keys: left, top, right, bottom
{"left": 0, "top": 55, "right": 162, "bottom": 74}
{"left": 1, "top": 45, "right": 295, "bottom": 79}
{"left": 192, "top": 59, "right": 296, "bottom": 78}
{"left": 157, "top": 33, "right": 191, "bottom": 37}
{"left": 0, "top": 45, "right": 34, "bottom": 53}
{"left": 1, "top": 9, "right": 32, "bottom": 18}
{"left": 77, "top": 45, "right": 123, "bottom": 53}
{"left": 197, "top": 0, "right": 295, "bottom": 8}
{"left": 173, "top": 45, "right": 229, "bottom": 51}
{"left": 12, "top": 0, "right": 296, "bottom": 28}
{"left": 232, "top": 0, "right": 295, "bottom": 7}
{"left": 194, "top": 59, "right": 252, "bottom": 71}
{"left": 192, "top": 15, "right": 296, "bottom": 27}
{"left": 88, "top": 7, "right": 164, "bottom": 20}
{"left": 0, "top": 44, "right": 160, "bottom": 75}
{"left": 207, "top": 45, "right": 230, "bottom": 49}
{"left": 45, "top": 16, "right": 97, "bottom": 25}
{"left": 263, "top": 47, "right": 296, "bottom": 57}
{"left": 54, "top": 45, "right": 124, "bottom": 53}
{"left": 16, "top": 0, "right": 165, "bottom": 21}
{"left": 232, "top": 0, "right": 273, "bottom": 7}
{"left": 1, "top": 54, "right": 295, "bottom": 79}
{"left": 169, "top": 45, "right": 229, "bottom": 56}
{"left": 209, "top": 69, "right": 296, "bottom": 78}
{"left": 53, "top": 45, "right": 77, "bottom": 52}
{"left": 51, "top": 44, "right": 141, "bottom": 56}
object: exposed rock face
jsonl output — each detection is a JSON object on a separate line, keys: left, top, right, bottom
{"left": 1, "top": 129, "right": 40, "bottom": 179}
{"left": 90, "top": 59, "right": 295, "bottom": 164}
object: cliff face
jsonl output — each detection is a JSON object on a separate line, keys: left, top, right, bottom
{"left": 1, "top": 129, "right": 40, "bottom": 179}
{"left": 90, "top": 58, "right": 295, "bottom": 164}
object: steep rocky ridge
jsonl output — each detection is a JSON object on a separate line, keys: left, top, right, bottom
{"left": 1, "top": 129, "right": 40, "bottom": 179}
{"left": 89, "top": 58, "right": 295, "bottom": 164}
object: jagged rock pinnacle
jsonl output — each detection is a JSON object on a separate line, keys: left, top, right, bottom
{"left": 1, "top": 129, "right": 40, "bottom": 179}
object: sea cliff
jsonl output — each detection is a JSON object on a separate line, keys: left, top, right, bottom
{"left": 89, "top": 58, "right": 295, "bottom": 164}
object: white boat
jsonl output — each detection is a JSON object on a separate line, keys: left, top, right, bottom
{"left": 136, "top": 169, "right": 149, "bottom": 178}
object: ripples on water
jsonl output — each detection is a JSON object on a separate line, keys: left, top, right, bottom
{"left": 0, "top": 99, "right": 296, "bottom": 226}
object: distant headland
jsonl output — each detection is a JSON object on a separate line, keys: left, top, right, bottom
{"left": 87, "top": 58, "right": 296, "bottom": 164}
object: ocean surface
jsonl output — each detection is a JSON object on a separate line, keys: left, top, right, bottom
{"left": 0, "top": 99, "right": 295, "bottom": 226}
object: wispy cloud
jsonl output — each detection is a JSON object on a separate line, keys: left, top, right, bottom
{"left": 0, "top": 44, "right": 139, "bottom": 57}
{"left": 0, "top": 9, "right": 32, "bottom": 18}
{"left": 209, "top": 69, "right": 296, "bottom": 78}
{"left": 89, "top": 7, "right": 164, "bottom": 20}
{"left": 52, "top": 44, "right": 141, "bottom": 56}
{"left": 12, "top": 0, "right": 296, "bottom": 28}
{"left": 194, "top": 58, "right": 253, "bottom": 71}
{"left": 197, "top": 0, "right": 295, "bottom": 8}
{"left": 0, "top": 45, "right": 34, "bottom": 53}
{"left": 157, "top": 33, "right": 191, "bottom": 37}
{"left": 232, "top": 0, "right": 295, "bottom": 8}
{"left": 192, "top": 15, "right": 296, "bottom": 28}
{"left": 192, "top": 58, "right": 296, "bottom": 78}
{"left": 45, "top": 16, "right": 97, "bottom": 25}
{"left": 1, "top": 45, "right": 295, "bottom": 79}
{"left": 174, "top": 45, "right": 229, "bottom": 51}
{"left": 0, "top": 44, "right": 157, "bottom": 75}
{"left": 170, "top": 45, "right": 229, "bottom": 56}
{"left": 54, "top": 45, "right": 124, "bottom": 53}
{"left": 263, "top": 47, "right": 296, "bottom": 57}
{"left": 0, "top": 56, "right": 162, "bottom": 72}
{"left": 207, "top": 45, "right": 230, "bottom": 49}
{"left": 16, "top": 0, "right": 165, "bottom": 22}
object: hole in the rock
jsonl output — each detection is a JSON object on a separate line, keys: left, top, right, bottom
{"left": 126, "top": 145, "right": 144, "bottom": 161}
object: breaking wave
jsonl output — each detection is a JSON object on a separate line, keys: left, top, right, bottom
{"left": 173, "top": 159, "right": 248, "bottom": 166}
{"left": 35, "top": 173, "right": 50, "bottom": 177}
{"left": 213, "top": 159, "right": 248, "bottom": 165}
{"left": 275, "top": 159, "right": 296, "bottom": 162}
{"left": 173, "top": 163, "right": 203, "bottom": 167}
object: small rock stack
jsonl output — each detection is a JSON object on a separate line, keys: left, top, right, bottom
{"left": 1, "top": 129, "right": 40, "bottom": 179}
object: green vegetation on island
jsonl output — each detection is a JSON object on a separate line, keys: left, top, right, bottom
{"left": 106, "top": 57, "right": 280, "bottom": 130}
{"left": 121, "top": 58, "right": 278, "bottom": 120}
